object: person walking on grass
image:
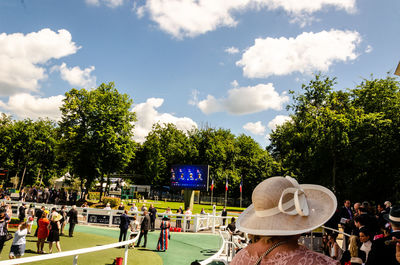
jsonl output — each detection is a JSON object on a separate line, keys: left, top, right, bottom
{"left": 136, "top": 209, "right": 150, "bottom": 248}
{"left": 157, "top": 216, "right": 171, "bottom": 251}
{"left": 9, "top": 222, "right": 28, "bottom": 260}
{"left": 47, "top": 213, "right": 62, "bottom": 253}
{"left": 67, "top": 205, "right": 78, "bottom": 237}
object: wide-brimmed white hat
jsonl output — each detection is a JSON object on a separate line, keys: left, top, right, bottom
{"left": 236, "top": 176, "right": 337, "bottom": 236}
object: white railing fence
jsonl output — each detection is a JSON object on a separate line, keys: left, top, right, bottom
{"left": 1, "top": 199, "right": 237, "bottom": 233}
{"left": 0, "top": 231, "right": 140, "bottom": 265}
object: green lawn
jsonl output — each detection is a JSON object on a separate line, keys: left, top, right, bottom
{"left": 0, "top": 224, "right": 221, "bottom": 265}
{"left": 119, "top": 199, "right": 246, "bottom": 214}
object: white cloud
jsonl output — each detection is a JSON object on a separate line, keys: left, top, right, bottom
{"left": 135, "top": 0, "right": 356, "bottom": 38}
{"left": 231, "top": 80, "right": 239, "bottom": 88}
{"left": 133, "top": 97, "right": 198, "bottom": 143}
{"left": 188, "top": 89, "right": 200, "bottom": 106}
{"left": 268, "top": 114, "right": 291, "bottom": 131}
{"left": 86, "top": 0, "right": 124, "bottom": 8}
{"left": 365, "top": 45, "right": 373, "bottom": 53}
{"left": 197, "top": 83, "right": 289, "bottom": 115}
{"left": 0, "top": 93, "right": 64, "bottom": 121}
{"left": 52, "top": 63, "right": 96, "bottom": 88}
{"left": 0, "top": 28, "right": 80, "bottom": 96}
{"left": 225, "top": 46, "right": 240, "bottom": 54}
{"left": 243, "top": 121, "right": 266, "bottom": 135}
{"left": 237, "top": 29, "right": 362, "bottom": 78}
{"left": 85, "top": 0, "right": 100, "bottom": 6}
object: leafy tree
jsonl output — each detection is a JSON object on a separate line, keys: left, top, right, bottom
{"left": 58, "top": 82, "right": 136, "bottom": 200}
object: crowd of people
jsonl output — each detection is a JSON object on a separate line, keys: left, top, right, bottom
{"left": 0, "top": 201, "right": 79, "bottom": 261}
{"left": 0, "top": 187, "right": 83, "bottom": 206}
{"left": 322, "top": 199, "right": 400, "bottom": 265}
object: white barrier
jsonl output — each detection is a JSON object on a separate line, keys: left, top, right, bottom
{"left": 1, "top": 199, "right": 238, "bottom": 233}
{"left": 0, "top": 231, "right": 140, "bottom": 265}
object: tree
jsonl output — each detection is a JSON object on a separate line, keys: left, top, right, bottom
{"left": 58, "top": 82, "right": 136, "bottom": 200}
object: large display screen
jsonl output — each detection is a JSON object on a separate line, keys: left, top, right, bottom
{"left": 170, "top": 165, "right": 209, "bottom": 190}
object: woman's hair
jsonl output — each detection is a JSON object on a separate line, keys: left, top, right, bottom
{"left": 349, "top": 235, "right": 360, "bottom": 257}
{"left": 20, "top": 221, "right": 28, "bottom": 230}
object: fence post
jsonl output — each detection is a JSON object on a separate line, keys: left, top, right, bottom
{"left": 109, "top": 210, "right": 113, "bottom": 227}
{"left": 194, "top": 214, "right": 199, "bottom": 232}
{"left": 73, "top": 254, "right": 78, "bottom": 265}
{"left": 310, "top": 231, "right": 314, "bottom": 251}
{"left": 124, "top": 244, "right": 128, "bottom": 265}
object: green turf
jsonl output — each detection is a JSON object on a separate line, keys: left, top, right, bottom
{"left": 0, "top": 224, "right": 221, "bottom": 265}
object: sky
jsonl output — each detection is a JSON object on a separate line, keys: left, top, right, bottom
{"left": 0, "top": 0, "right": 399, "bottom": 146}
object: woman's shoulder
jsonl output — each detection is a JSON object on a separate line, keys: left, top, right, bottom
{"left": 231, "top": 245, "right": 339, "bottom": 265}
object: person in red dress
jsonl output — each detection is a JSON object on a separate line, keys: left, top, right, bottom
{"left": 36, "top": 211, "right": 50, "bottom": 254}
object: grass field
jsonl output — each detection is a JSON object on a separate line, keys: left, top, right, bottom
{"left": 0, "top": 224, "right": 221, "bottom": 265}
{"left": 88, "top": 199, "right": 246, "bottom": 214}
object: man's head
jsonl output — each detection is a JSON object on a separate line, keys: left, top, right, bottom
{"left": 384, "top": 205, "right": 400, "bottom": 230}
{"left": 354, "top": 202, "right": 361, "bottom": 211}
{"left": 72, "top": 205, "right": 76, "bottom": 210}
{"left": 344, "top": 200, "right": 351, "bottom": 208}
{"left": 385, "top": 201, "right": 392, "bottom": 209}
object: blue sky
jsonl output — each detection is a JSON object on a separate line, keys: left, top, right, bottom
{"left": 0, "top": 0, "right": 399, "bottom": 146}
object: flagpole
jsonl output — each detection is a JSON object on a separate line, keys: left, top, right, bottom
{"left": 240, "top": 176, "right": 242, "bottom": 208}
{"left": 224, "top": 174, "right": 227, "bottom": 208}
{"left": 211, "top": 181, "right": 213, "bottom": 206}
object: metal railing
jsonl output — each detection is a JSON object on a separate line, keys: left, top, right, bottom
{"left": 0, "top": 232, "right": 140, "bottom": 265}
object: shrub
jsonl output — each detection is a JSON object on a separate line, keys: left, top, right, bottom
{"left": 88, "top": 192, "right": 100, "bottom": 200}
{"left": 103, "top": 197, "right": 121, "bottom": 208}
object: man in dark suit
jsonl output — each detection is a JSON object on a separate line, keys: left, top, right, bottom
{"left": 339, "top": 200, "right": 353, "bottom": 235}
{"left": 67, "top": 205, "right": 79, "bottom": 237}
{"left": 366, "top": 205, "right": 400, "bottom": 265}
{"left": 136, "top": 209, "right": 150, "bottom": 248}
{"left": 119, "top": 210, "right": 131, "bottom": 242}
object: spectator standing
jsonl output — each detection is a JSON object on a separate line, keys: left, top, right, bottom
{"left": 18, "top": 203, "right": 26, "bottom": 223}
{"left": 129, "top": 216, "right": 140, "bottom": 248}
{"left": 81, "top": 202, "right": 89, "bottom": 222}
{"left": 119, "top": 210, "right": 131, "bottom": 242}
{"left": 9, "top": 222, "right": 28, "bottom": 260}
{"left": 366, "top": 205, "right": 400, "bottom": 265}
{"left": 130, "top": 203, "right": 138, "bottom": 213}
{"left": 67, "top": 205, "right": 78, "bottom": 237}
{"left": 200, "top": 208, "right": 206, "bottom": 215}
{"left": 0, "top": 207, "right": 10, "bottom": 254}
{"left": 339, "top": 200, "right": 354, "bottom": 236}
{"left": 47, "top": 213, "right": 62, "bottom": 253}
{"left": 185, "top": 207, "right": 192, "bottom": 230}
{"left": 104, "top": 203, "right": 111, "bottom": 210}
{"left": 328, "top": 233, "right": 343, "bottom": 261}
{"left": 149, "top": 204, "right": 157, "bottom": 231}
{"left": 59, "top": 205, "right": 67, "bottom": 235}
{"left": 118, "top": 202, "right": 125, "bottom": 211}
{"left": 37, "top": 211, "right": 50, "bottom": 254}
{"left": 176, "top": 206, "right": 183, "bottom": 228}
{"left": 136, "top": 209, "right": 150, "bottom": 248}
{"left": 34, "top": 206, "right": 45, "bottom": 237}
{"left": 157, "top": 216, "right": 170, "bottom": 251}
{"left": 221, "top": 207, "right": 228, "bottom": 226}
{"left": 26, "top": 204, "right": 35, "bottom": 234}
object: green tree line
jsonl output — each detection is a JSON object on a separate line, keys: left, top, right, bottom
{"left": 1, "top": 76, "right": 399, "bottom": 204}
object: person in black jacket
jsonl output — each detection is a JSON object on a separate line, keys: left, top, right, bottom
{"left": 18, "top": 203, "right": 26, "bottom": 222}
{"left": 148, "top": 204, "right": 157, "bottom": 231}
{"left": 136, "top": 209, "right": 150, "bottom": 248}
{"left": 366, "top": 205, "right": 400, "bottom": 265}
{"left": 67, "top": 205, "right": 78, "bottom": 237}
{"left": 119, "top": 210, "right": 131, "bottom": 242}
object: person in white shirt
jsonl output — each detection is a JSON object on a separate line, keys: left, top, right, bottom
{"left": 104, "top": 203, "right": 111, "bottom": 210}
{"left": 185, "top": 207, "right": 192, "bottom": 230}
{"left": 9, "top": 222, "right": 28, "bottom": 259}
{"left": 130, "top": 203, "right": 138, "bottom": 213}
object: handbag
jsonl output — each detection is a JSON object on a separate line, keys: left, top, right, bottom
{"left": 5, "top": 232, "right": 13, "bottom": 241}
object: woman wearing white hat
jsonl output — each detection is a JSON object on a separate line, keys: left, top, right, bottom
{"left": 231, "top": 176, "right": 339, "bottom": 265}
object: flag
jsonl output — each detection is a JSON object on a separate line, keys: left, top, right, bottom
{"left": 240, "top": 179, "right": 242, "bottom": 193}
{"left": 225, "top": 179, "right": 228, "bottom": 191}
{"left": 210, "top": 178, "right": 214, "bottom": 191}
